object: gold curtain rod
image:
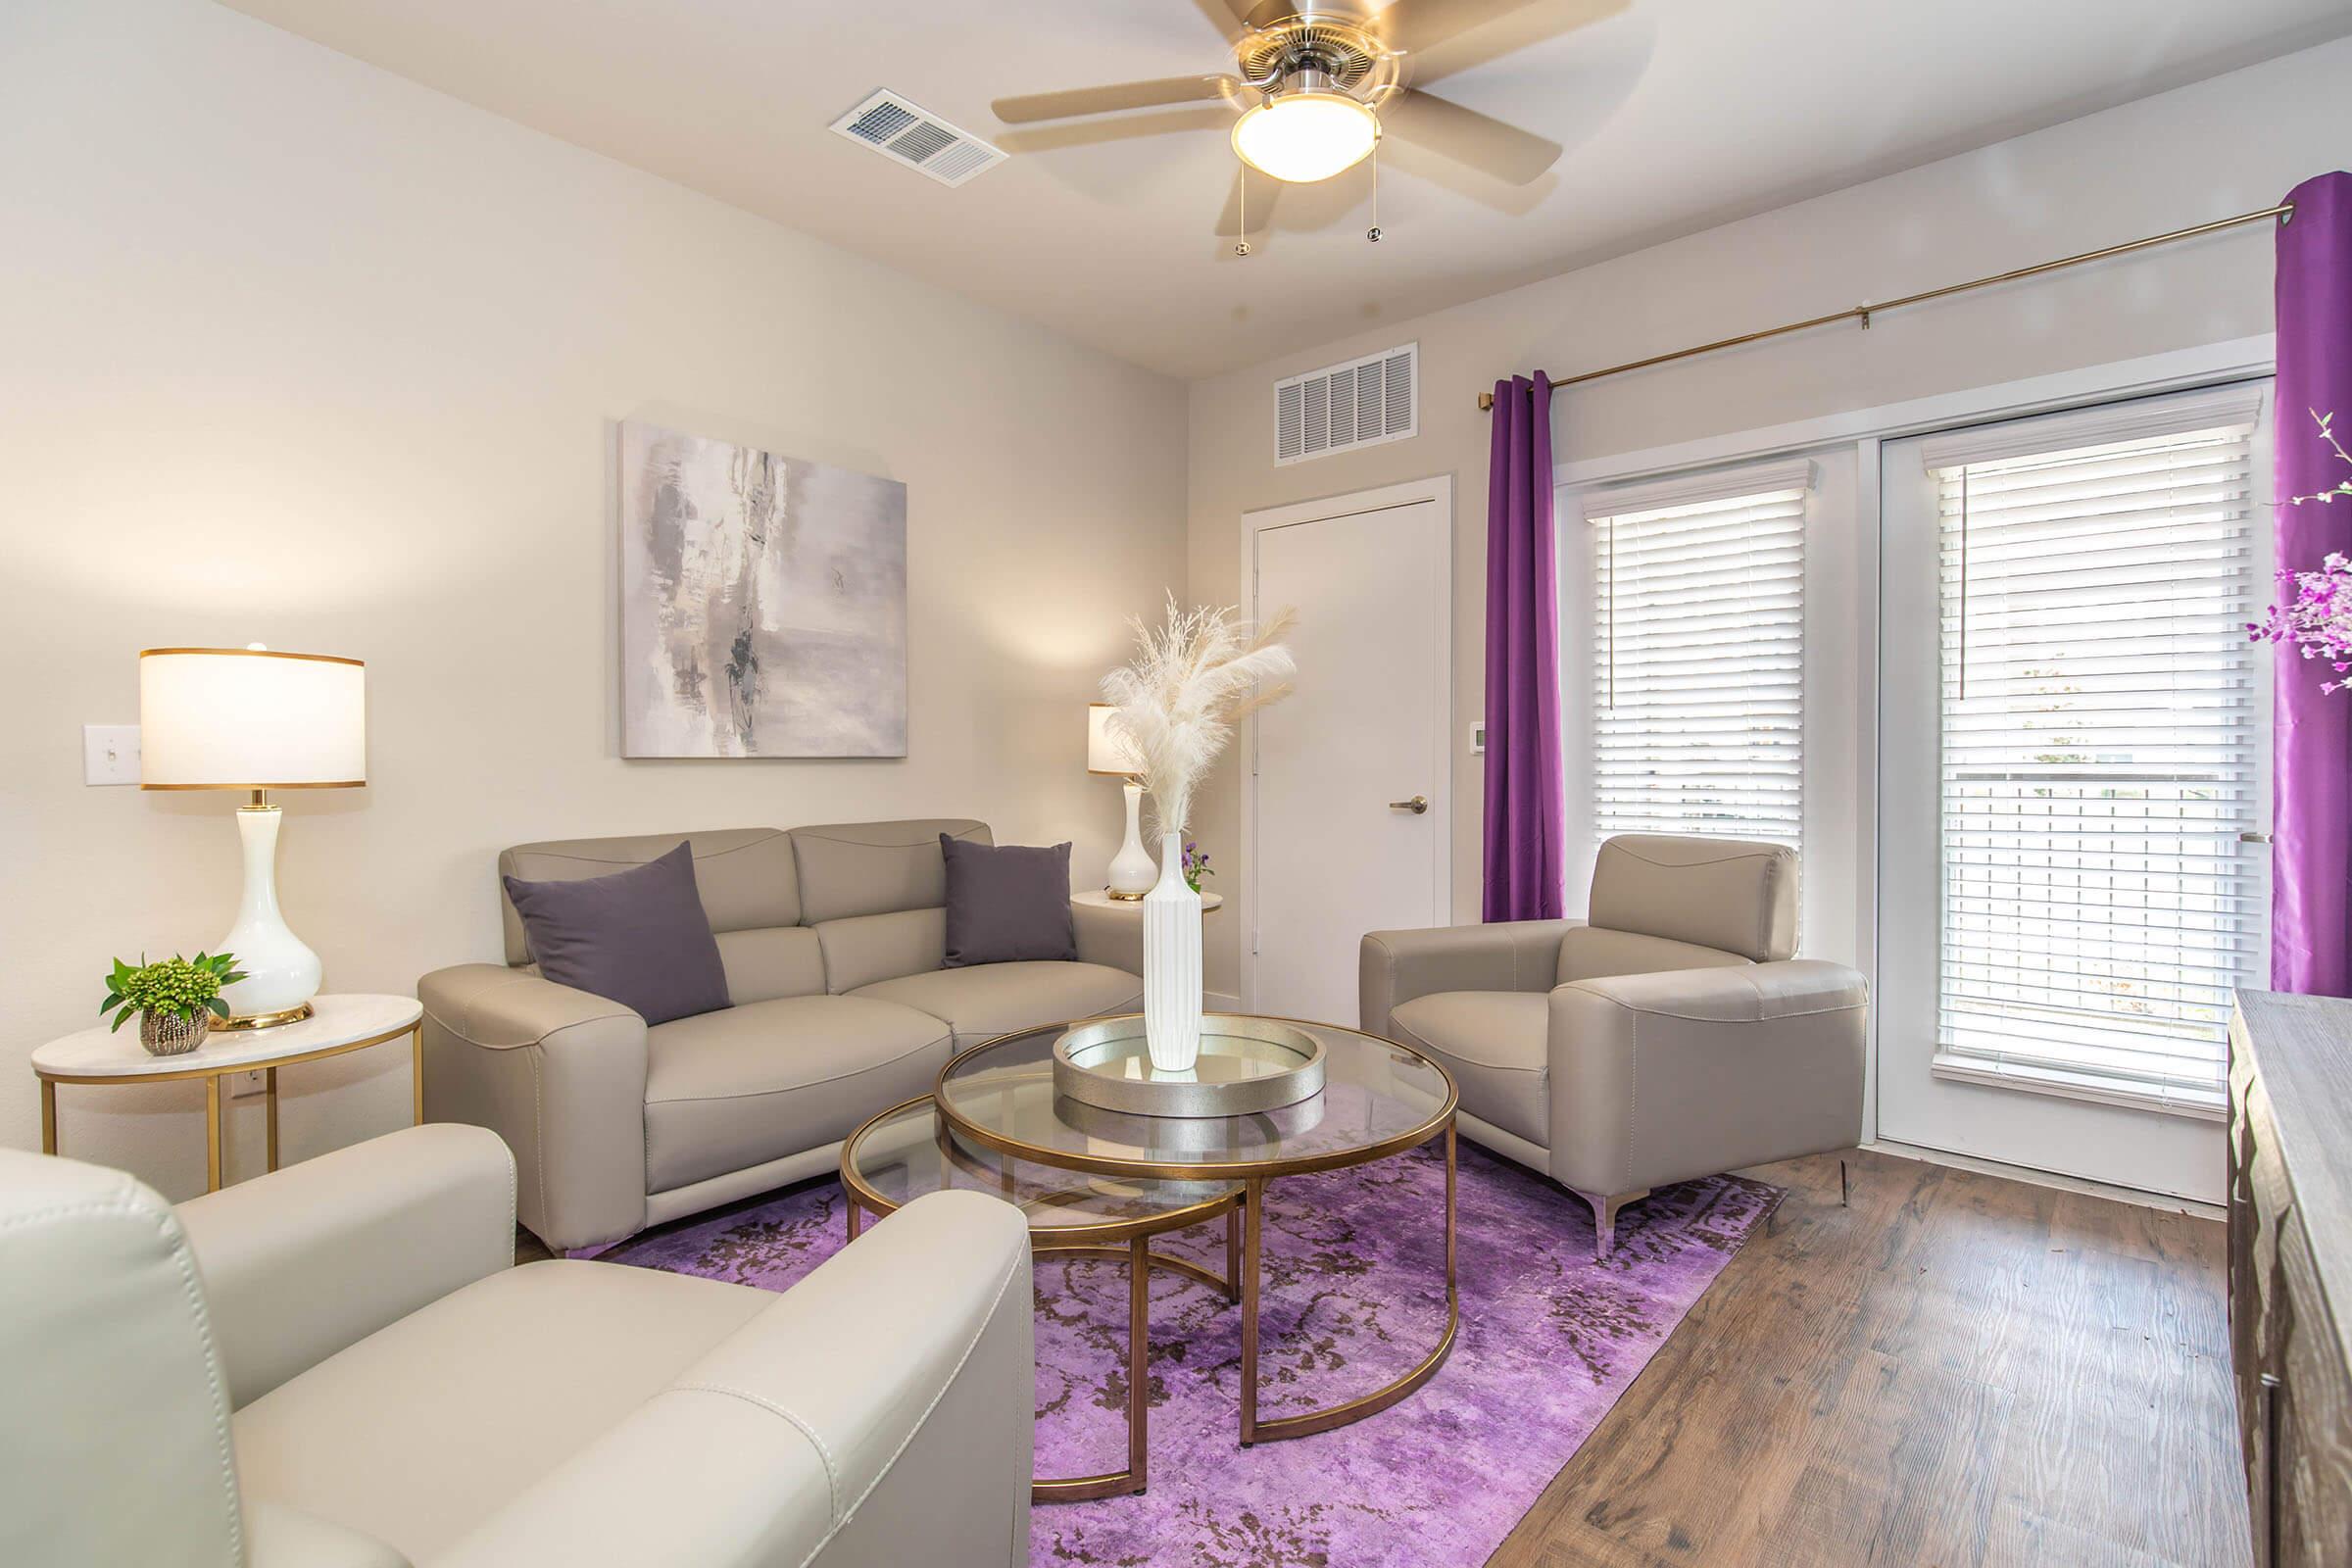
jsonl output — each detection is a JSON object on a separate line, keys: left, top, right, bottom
{"left": 1475, "top": 201, "right": 2295, "bottom": 410}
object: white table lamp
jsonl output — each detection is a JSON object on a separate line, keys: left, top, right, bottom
{"left": 140, "top": 646, "right": 367, "bottom": 1028}
{"left": 1089, "top": 703, "right": 1154, "bottom": 901}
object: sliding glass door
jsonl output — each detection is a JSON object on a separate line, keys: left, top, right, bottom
{"left": 1877, "top": 383, "right": 2273, "bottom": 1201}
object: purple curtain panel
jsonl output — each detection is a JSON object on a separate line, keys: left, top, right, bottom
{"left": 1483, "top": 373, "right": 1567, "bottom": 921}
{"left": 2273, "top": 172, "right": 2352, "bottom": 996}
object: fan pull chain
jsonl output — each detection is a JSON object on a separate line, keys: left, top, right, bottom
{"left": 1368, "top": 137, "right": 1383, "bottom": 244}
{"left": 1236, "top": 172, "right": 1251, "bottom": 258}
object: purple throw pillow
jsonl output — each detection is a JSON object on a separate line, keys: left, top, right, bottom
{"left": 941, "top": 835, "right": 1077, "bottom": 967}
{"left": 502, "top": 841, "right": 732, "bottom": 1025}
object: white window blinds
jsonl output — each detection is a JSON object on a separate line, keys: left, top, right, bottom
{"left": 1929, "top": 396, "right": 2264, "bottom": 1114}
{"left": 1589, "top": 463, "right": 1807, "bottom": 847}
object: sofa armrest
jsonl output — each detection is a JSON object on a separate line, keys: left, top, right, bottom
{"left": 1359, "top": 919, "right": 1579, "bottom": 1036}
{"left": 417, "top": 963, "right": 650, "bottom": 1253}
{"left": 1071, "top": 898, "right": 1144, "bottom": 979}
{"left": 175, "top": 1123, "right": 514, "bottom": 1408}
{"left": 437, "top": 1189, "right": 1033, "bottom": 1568}
{"left": 1546, "top": 959, "right": 1868, "bottom": 1199}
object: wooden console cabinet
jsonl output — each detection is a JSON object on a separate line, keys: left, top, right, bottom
{"left": 2230, "top": 990, "right": 2352, "bottom": 1567}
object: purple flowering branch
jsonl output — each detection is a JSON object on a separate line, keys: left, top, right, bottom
{"left": 2248, "top": 411, "right": 2352, "bottom": 692}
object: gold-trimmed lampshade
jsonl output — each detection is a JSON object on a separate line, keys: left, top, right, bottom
{"left": 139, "top": 647, "right": 367, "bottom": 789}
{"left": 1088, "top": 703, "right": 1143, "bottom": 778}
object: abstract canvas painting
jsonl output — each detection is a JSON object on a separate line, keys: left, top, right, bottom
{"left": 619, "top": 420, "right": 907, "bottom": 758}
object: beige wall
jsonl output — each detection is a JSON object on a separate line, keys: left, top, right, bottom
{"left": 0, "top": 0, "right": 1187, "bottom": 1197}
{"left": 1187, "top": 38, "right": 2352, "bottom": 1002}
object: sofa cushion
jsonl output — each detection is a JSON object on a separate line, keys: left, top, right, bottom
{"left": 501, "top": 842, "right": 731, "bottom": 1026}
{"left": 1389, "top": 991, "right": 1550, "bottom": 1148}
{"left": 498, "top": 828, "right": 798, "bottom": 966}
{"left": 235, "top": 1260, "right": 768, "bottom": 1564}
{"left": 790, "top": 819, "right": 988, "bottom": 925}
{"left": 642, "top": 995, "right": 953, "bottom": 1192}
{"left": 814, "top": 907, "right": 946, "bottom": 994}
{"left": 941, "top": 835, "right": 1077, "bottom": 966}
{"left": 851, "top": 961, "right": 1143, "bottom": 1050}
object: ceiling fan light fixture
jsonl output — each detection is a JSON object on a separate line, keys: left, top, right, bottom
{"left": 1231, "top": 88, "right": 1379, "bottom": 183}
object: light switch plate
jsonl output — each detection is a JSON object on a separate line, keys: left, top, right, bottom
{"left": 83, "top": 724, "right": 140, "bottom": 785}
{"left": 1469, "top": 721, "right": 1486, "bottom": 756}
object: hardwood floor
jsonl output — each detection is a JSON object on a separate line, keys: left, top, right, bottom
{"left": 1493, "top": 1148, "right": 2250, "bottom": 1568}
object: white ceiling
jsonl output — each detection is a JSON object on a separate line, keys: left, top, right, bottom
{"left": 220, "top": 0, "right": 2352, "bottom": 380}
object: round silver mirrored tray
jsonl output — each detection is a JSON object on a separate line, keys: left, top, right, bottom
{"left": 1053, "top": 1013, "right": 1326, "bottom": 1118}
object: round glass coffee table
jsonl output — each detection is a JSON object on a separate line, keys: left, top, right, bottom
{"left": 933, "top": 1013, "right": 1459, "bottom": 1447}
{"left": 839, "top": 1096, "right": 1242, "bottom": 1502}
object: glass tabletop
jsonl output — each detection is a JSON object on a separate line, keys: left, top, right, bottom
{"left": 842, "top": 1098, "right": 1239, "bottom": 1237}
{"left": 936, "top": 1014, "right": 1457, "bottom": 1180}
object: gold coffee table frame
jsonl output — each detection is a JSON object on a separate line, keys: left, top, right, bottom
{"left": 839, "top": 1097, "right": 1244, "bottom": 1503}
{"left": 932, "top": 1015, "right": 1460, "bottom": 1449}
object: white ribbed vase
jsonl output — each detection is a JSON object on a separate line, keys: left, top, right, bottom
{"left": 1142, "top": 831, "right": 1203, "bottom": 1072}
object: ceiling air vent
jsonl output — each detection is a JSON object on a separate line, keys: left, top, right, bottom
{"left": 1274, "top": 342, "right": 1417, "bottom": 466}
{"left": 829, "top": 90, "right": 1005, "bottom": 187}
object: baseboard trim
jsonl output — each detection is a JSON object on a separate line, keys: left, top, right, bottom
{"left": 1205, "top": 992, "right": 1242, "bottom": 1013}
{"left": 1864, "top": 1138, "right": 2226, "bottom": 1221}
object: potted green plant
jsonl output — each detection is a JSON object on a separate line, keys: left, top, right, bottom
{"left": 100, "top": 953, "right": 246, "bottom": 1056}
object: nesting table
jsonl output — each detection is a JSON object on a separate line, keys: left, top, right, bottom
{"left": 840, "top": 1011, "right": 1458, "bottom": 1500}
{"left": 31, "top": 994, "right": 426, "bottom": 1191}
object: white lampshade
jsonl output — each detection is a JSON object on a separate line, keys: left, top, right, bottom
{"left": 1088, "top": 703, "right": 1143, "bottom": 777}
{"left": 140, "top": 647, "right": 367, "bottom": 789}
{"left": 1231, "top": 90, "right": 1379, "bottom": 183}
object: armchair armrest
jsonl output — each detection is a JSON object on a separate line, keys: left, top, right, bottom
{"left": 175, "top": 1123, "right": 514, "bottom": 1408}
{"left": 417, "top": 963, "right": 649, "bottom": 1253}
{"left": 1359, "top": 919, "right": 1579, "bottom": 1037}
{"left": 1546, "top": 959, "right": 1868, "bottom": 1200}
{"left": 1071, "top": 897, "right": 1144, "bottom": 979}
{"left": 438, "top": 1189, "right": 1034, "bottom": 1568}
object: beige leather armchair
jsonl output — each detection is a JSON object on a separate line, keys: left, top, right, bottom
{"left": 1362, "top": 834, "right": 1867, "bottom": 1255}
{"left": 0, "top": 1124, "right": 1033, "bottom": 1568}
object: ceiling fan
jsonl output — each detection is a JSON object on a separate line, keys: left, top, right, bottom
{"left": 991, "top": 0, "right": 1623, "bottom": 250}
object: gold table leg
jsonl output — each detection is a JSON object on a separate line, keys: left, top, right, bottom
{"left": 1225, "top": 1205, "right": 1242, "bottom": 1300}
{"left": 1127, "top": 1235, "right": 1150, "bottom": 1490}
{"left": 412, "top": 1027, "right": 424, "bottom": 1125}
{"left": 846, "top": 1198, "right": 864, "bottom": 1243}
{"left": 265, "top": 1067, "right": 280, "bottom": 1172}
{"left": 204, "top": 1075, "right": 223, "bottom": 1193}
{"left": 40, "top": 1077, "right": 57, "bottom": 1155}
{"left": 1238, "top": 1122, "right": 1459, "bottom": 1446}
{"left": 1030, "top": 1236, "right": 1204, "bottom": 1503}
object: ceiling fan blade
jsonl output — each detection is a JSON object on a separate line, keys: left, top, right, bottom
{"left": 1214, "top": 165, "right": 1286, "bottom": 243}
{"left": 1372, "top": 0, "right": 1628, "bottom": 83}
{"left": 1380, "top": 88, "right": 1562, "bottom": 184}
{"left": 991, "top": 75, "right": 1240, "bottom": 125}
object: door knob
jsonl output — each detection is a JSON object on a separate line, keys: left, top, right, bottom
{"left": 1389, "top": 795, "right": 1429, "bottom": 814}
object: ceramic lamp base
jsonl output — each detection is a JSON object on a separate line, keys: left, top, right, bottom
{"left": 215, "top": 805, "right": 324, "bottom": 1028}
{"left": 1104, "top": 780, "right": 1156, "bottom": 900}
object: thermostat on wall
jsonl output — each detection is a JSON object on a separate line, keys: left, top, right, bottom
{"left": 1470, "top": 722, "right": 1486, "bottom": 756}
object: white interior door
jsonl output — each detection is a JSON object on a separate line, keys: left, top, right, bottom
{"left": 1248, "top": 484, "right": 1450, "bottom": 1024}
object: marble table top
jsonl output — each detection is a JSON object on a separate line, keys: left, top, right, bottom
{"left": 33, "top": 993, "right": 424, "bottom": 1078}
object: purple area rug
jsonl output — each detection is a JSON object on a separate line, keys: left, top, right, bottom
{"left": 606, "top": 1142, "right": 1777, "bottom": 1567}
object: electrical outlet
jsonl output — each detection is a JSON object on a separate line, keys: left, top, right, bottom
{"left": 228, "top": 1069, "right": 268, "bottom": 1100}
{"left": 84, "top": 724, "right": 141, "bottom": 785}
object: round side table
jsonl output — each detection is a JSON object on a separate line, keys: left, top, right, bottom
{"left": 32, "top": 993, "right": 426, "bottom": 1192}
{"left": 1072, "top": 888, "right": 1224, "bottom": 913}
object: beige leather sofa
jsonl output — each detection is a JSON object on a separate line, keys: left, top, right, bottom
{"left": 0, "top": 1123, "right": 1032, "bottom": 1568}
{"left": 419, "top": 819, "right": 1143, "bottom": 1253}
{"left": 1361, "top": 834, "right": 1867, "bottom": 1255}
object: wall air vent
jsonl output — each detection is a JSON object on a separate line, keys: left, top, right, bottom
{"left": 1274, "top": 342, "right": 1417, "bottom": 466}
{"left": 829, "top": 90, "right": 1005, "bottom": 187}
